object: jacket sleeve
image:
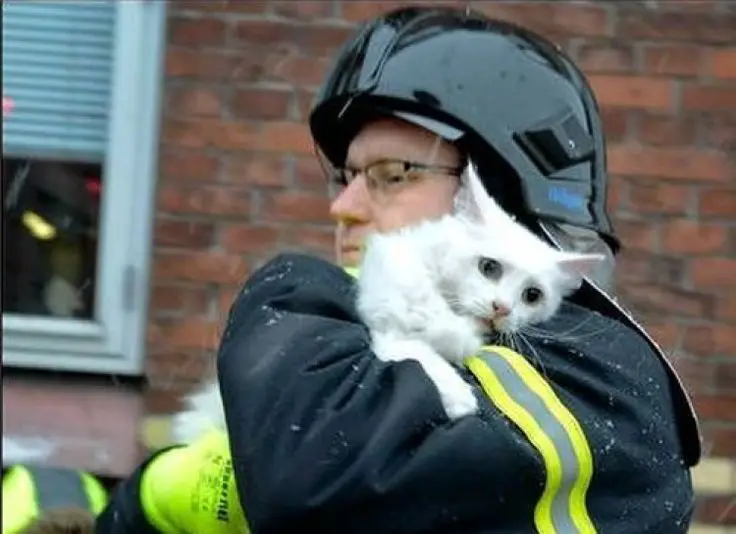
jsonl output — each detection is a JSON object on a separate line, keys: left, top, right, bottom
{"left": 217, "top": 253, "right": 494, "bottom": 533}
{"left": 95, "top": 432, "right": 248, "bottom": 534}
{"left": 94, "top": 449, "right": 169, "bottom": 534}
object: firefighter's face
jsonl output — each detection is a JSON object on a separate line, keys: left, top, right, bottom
{"left": 329, "top": 118, "right": 462, "bottom": 267}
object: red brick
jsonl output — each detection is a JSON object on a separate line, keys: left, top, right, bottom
{"left": 154, "top": 218, "right": 215, "bottom": 249}
{"left": 642, "top": 321, "right": 682, "bottom": 350}
{"left": 224, "top": 154, "right": 289, "bottom": 187}
{"left": 146, "top": 352, "right": 215, "bottom": 394}
{"left": 628, "top": 183, "right": 691, "bottom": 215}
{"left": 589, "top": 76, "right": 673, "bottom": 111}
{"left": 233, "top": 21, "right": 354, "bottom": 58}
{"left": 661, "top": 220, "right": 728, "bottom": 255}
{"left": 297, "top": 25, "right": 356, "bottom": 58}
{"left": 713, "top": 48, "right": 736, "bottom": 80}
{"left": 169, "top": 1, "right": 268, "bottom": 15}
{"left": 148, "top": 318, "right": 221, "bottom": 352}
{"left": 231, "top": 20, "right": 292, "bottom": 47}
{"left": 272, "top": 1, "right": 335, "bottom": 20}
{"left": 162, "top": 119, "right": 258, "bottom": 151}
{"left": 715, "top": 294, "right": 736, "bottom": 322}
{"left": 154, "top": 252, "right": 249, "bottom": 285}
{"left": 618, "top": 9, "right": 736, "bottom": 44}
{"left": 232, "top": 88, "right": 292, "bottom": 121}
{"left": 296, "top": 89, "right": 318, "bottom": 121}
{"left": 217, "top": 287, "right": 240, "bottom": 319}
{"left": 145, "top": 385, "right": 189, "bottom": 415}
{"left": 683, "top": 85, "right": 736, "bottom": 111}
{"left": 671, "top": 357, "right": 713, "bottom": 394}
{"left": 615, "top": 252, "right": 686, "bottom": 286}
{"left": 703, "top": 424, "right": 736, "bottom": 456}
{"left": 166, "top": 49, "right": 240, "bottom": 80}
{"left": 619, "top": 283, "right": 713, "bottom": 318}
{"left": 692, "top": 394, "right": 736, "bottom": 422}
{"left": 283, "top": 226, "right": 334, "bottom": 258}
{"left": 615, "top": 219, "right": 659, "bottom": 252}
{"left": 605, "top": 177, "right": 626, "bottom": 212}
{"left": 607, "top": 145, "right": 730, "bottom": 182}
{"left": 150, "top": 284, "right": 209, "bottom": 316}
{"left": 220, "top": 225, "right": 282, "bottom": 255}
{"left": 683, "top": 324, "right": 736, "bottom": 356}
{"left": 699, "top": 188, "right": 736, "bottom": 217}
{"left": 168, "top": 16, "right": 227, "bottom": 47}
{"left": 577, "top": 43, "right": 635, "bottom": 73}
{"left": 614, "top": 254, "right": 652, "bottom": 285}
{"left": 460, "top": 2, "right": 611, "bottom": 39}
{"left": 255, "top": 122, "right": 313, "bottom": 154}
{"left": 160, "top": 151, "right": 221, "bottom": 183}
{"left": 637, "top": 113, "right": 697, "bottom": 147}
{"left": 703, "top": 116, "right": 736, "bottom": 153}
{"left": 167, "top": 87, "right": 224, "bottom": 117}
{"left": 270, "top": 56, "right": 331, "bottom": 86}
{"left": 158, "top": 184, "right": 251, "bottom": 217}
{"left": 713, "top": 362, "right": 736, "bottom": 394}
{"left": 341, "top": 2, "right": 463, "bottom": 24}
{"left": 600, "top": 108, "right": 628, "bottom": 142}
{"left": 691, "top": 258, "right": 736, "bottom": 289}
{"left": 295, "top": 156, "right": 328, "bottom": 191}
{"left": 695, "top": 495, "right": 736, "bottom": 524}
{"left": 261, "top": 191, "right": 331, "bottom": 224}
{"left": 642, "top": 44, "right": 706, "bottom": 77}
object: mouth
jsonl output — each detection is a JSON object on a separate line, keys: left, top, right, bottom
{"left": 340, "top": 243, "right": 363, "bottom": 257}
{"left": 476, "top": 316, "right": 496, "bottom": 332}
{"left": 476, "top": 315, "right": 510, "bottom": 334}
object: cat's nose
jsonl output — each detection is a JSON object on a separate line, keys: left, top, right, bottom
{"left": 492, "top": 302, "right": 510, "bottom": 317}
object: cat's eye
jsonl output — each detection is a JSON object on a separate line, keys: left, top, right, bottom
{"left": 478, "top": 257, "right": 503, "bottom": 279}
{"left": 522, "top": 286, "right": 544, "bottom": 305}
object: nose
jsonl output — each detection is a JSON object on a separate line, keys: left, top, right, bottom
{"left": 492, "top": 301, "right": 510, "bottom": 318}
{"left": 329, "top": 174, "right": 371, "bottom": 224}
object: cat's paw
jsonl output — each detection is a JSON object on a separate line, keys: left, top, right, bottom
{"left": 428, "top": 316, "right": 483, "bottom": 363}
{"left": 437, "top": 376, "right": 479, "bottom": 420}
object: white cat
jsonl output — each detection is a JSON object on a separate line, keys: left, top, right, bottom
{"left": 171, "top": 162, "right": 605, "bottom": 440}
{"left": 356, "top": 162, "right": 605, "bottom": 420}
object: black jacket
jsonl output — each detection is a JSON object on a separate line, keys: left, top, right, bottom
{"left": 99, "top": 253, "right": 698, "bottom": 533}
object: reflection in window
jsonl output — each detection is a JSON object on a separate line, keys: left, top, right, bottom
{"left": 2, "top": 157, "right": 101, "bottom": 320}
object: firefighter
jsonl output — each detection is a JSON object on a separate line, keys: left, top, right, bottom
{"left": 97, "top": 6, "right": 700, "bottom": 533}
{"left": 2, "top": 464, "right": 107, "bottom": 534}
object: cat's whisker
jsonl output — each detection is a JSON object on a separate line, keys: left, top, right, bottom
{"left": 524, "top": 320, "right": 613, "bottom": 345}
{"left": 525, "top": 316, "right": 592, "bottom": 338}
{"left": 516, "top": 332, "right": 548, "bottom": 379}
{"left": 525, "top": 314, "right": 596, "bottom": 340}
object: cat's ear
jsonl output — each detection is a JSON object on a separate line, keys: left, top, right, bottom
{"left": 553, "top": 252, "right": 605, "bottom": 295}
{"left": 556, "top": 252, "right": 607, "bottom": 277}
{"left": 455, "top": 162, "right": 495, "bottom": 223}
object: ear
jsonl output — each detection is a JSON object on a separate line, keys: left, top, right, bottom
{"left": 455, "top": 162, "right": 496, "bottom": 223}
{"left": 556, "top": 252, "right": 606, "bottom": 277}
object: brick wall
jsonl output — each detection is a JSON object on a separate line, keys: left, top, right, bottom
{"left": 146, "top": 1, "right": 735, "bottom": 529}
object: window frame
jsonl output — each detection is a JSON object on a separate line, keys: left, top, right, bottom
{"left": 2, "top": 1, "right": 168, "bottom": 375}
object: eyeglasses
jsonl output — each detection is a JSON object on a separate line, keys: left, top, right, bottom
{"left": 325, "top": 159, "right": 464, "bottom": 197}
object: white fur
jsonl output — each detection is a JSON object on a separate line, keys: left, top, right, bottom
{"left": 171, "top": 380, "right": 227, "bottom": 444}
{"left": 357, "top": 163, "right": 605, "bottom": 420}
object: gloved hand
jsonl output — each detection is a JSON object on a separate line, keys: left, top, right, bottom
{"left": 140, "top": 429, "right": 249, "bottom": 534}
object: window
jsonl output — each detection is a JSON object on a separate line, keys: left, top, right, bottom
{"left": 2, "top": 1, "right": 167, "bottom": 374}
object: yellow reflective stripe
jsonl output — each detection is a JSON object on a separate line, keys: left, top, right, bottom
{"left": 496, "top": 348, "right": 596, "bottom": 532}
{"left": 465, "top": 346, "right": 597, "bottom": 534}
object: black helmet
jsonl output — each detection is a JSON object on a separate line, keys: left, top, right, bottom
{"left": 309, "top": 5, "right": 620, "bottom": 254}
